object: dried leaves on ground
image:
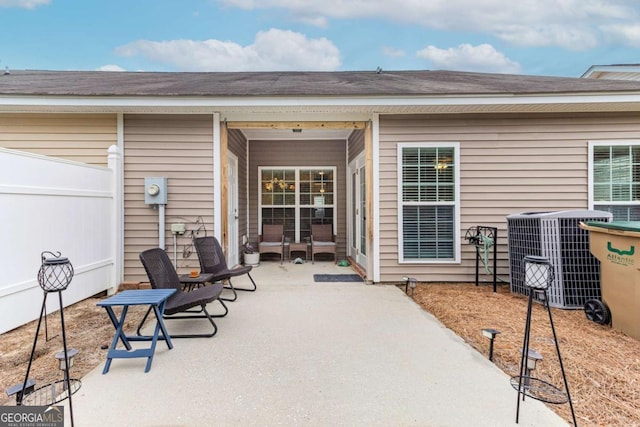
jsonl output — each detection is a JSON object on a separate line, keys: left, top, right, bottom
{"left": 1, "top": 284, "right": 639, "bottom": 426}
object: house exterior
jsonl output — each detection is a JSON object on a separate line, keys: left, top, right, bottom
{"left": 3, "top": 69, "right": 640, "bottom": 286}
{"left": 582, "top": 64, "right": 640, "bottom": 81}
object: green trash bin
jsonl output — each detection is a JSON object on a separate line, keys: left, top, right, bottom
{"left": 580, "top": 221, "right": 640, "bottom": 340}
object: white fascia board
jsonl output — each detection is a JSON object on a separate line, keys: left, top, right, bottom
{"left": 3, "top": 92, "right": 640, "bottom": 109}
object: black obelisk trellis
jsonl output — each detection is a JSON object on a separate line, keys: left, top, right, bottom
{"left": 511, "top": 255, "right": 577, "bottom": 426}
{"left": 20, "top": 251, "right": 79, "bottom": 427}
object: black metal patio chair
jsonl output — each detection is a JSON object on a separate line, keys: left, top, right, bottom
{"left": 194, "top": 236, "right": 257, "bottom": 302}
{"left": 138, "top": 247, "right": 228, "bottom": 338}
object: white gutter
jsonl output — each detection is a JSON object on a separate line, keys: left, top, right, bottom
{"left": 3, "top": 92, "right": 640, "bottom": 110}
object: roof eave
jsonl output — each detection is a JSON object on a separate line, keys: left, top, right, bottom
{"left": 2, "top": 92, "right": 640, "bottom": 115}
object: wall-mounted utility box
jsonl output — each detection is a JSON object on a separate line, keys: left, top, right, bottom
{"left": 171, "top": 223, "right": 186, "bottom": 234}
{"left": 144, "top": 177, "right": 168, "bottom": 205}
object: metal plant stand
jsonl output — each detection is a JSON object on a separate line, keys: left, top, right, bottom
{"left": 464, "top": 225, "right": 498, "bottom": 292}
{"left": 511, "top": 255, "right": 577, "bottom": 426}
{"left": 19, "top": 251, "right": 80, "bottom": 427}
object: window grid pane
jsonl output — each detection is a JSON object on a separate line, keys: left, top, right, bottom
{"left": 593, "top": 144, "right": 640, "bottom": 221}
{"left": 261, "top": 208, "right": 296, "bottom": 241}
{"left": 260, "top": 167, "right": 335, "bottom": 242}
{"left": 403, "top": 206, "right": 454, "bottom": 259}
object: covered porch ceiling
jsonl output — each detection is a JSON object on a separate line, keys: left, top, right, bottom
{"left": 228, "top": 120, "right": 364, "bottom": 140}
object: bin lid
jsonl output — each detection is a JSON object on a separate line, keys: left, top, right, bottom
{"left": 584, "top": 220, "right": 640, "bottom": 232}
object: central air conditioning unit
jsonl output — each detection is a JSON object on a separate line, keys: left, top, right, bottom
{"left": 507, "top": 210, "right": 612, "bottom": 309}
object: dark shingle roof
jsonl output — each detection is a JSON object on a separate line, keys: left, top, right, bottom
{"left": 3, "top": 69, "right": 640, "bottom": 97}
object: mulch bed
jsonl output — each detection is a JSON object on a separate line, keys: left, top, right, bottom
{"left": 410, "top": 283, "right": 640, "bottom": 427}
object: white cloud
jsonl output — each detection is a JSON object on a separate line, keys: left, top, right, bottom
{"left": 600, "top": 24, "right": 640, "bottom": 48}
{"left": 0, "top": 0, "right": 49, "bottom": 8}
{"left": 96, "top": 64, "right": 126, "bottom": 72}
{"left": 115, "top": 28, "right": 340, "bottom": 71}
{"left": 416, "top": 43, "right": 522, "bottom": 74}
{"left": 382, "top": 46, "right": 405, "bottom": 58}
{"left": 215, "top": 0, "right": 638, "bottom": 50}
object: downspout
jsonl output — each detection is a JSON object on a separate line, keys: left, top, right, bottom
{"left": 213, "top": 113, "right": 222, "bottom": 240}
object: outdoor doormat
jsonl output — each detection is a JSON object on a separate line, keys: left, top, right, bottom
{"left": 313, "top": 274, "right": 364, "bottom": 282}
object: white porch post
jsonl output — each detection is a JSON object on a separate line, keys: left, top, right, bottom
{"left": 372, "top": 113, "right": 381, "bottom": 283}
{"left": 107, "top": 142, "right": 123, "bottom": 295}
{"left": 213, "top": 113, "right": 222, "bottom": 240}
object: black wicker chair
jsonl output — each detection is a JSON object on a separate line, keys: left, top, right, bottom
{"left": 138, "top": 247, "right": 227, "bottom": 338}
{"left": 194, "top": 236, "right": 257, "bottom": 302}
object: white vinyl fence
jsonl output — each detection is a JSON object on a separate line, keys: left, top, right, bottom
{"left": 0, "top": 146, "right": 121, "bottom": 334}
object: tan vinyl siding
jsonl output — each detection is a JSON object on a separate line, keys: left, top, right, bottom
{"left": 0, "top": 113, "right": 117, "bottom": 165}
{"left": 378, "top": 113, "right": 640, "bottom": 283}
{"left": 348, "top": 129, "right": 365, "bottom": 162}
{"left": 124, "top": 114, "right": 214, "bottom": 282}
{"left": 228, "top": 128, "right": 248, "bottom": 251}
{"left": 248, "top": 139, "right": 348, "bottom": 258}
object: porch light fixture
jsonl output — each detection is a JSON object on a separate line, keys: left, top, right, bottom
{"left": 481, "top": 328, "right": 500, "bottom": 362}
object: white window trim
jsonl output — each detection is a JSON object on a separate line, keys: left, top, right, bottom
{"left": 258, "top": 166, "right": 337, "bottom": 241}
{"left": 588, "top": 140, "right": 640, "bottom": 210}
{"left": 397, "top": 142, "right": 461, "bottom": 264}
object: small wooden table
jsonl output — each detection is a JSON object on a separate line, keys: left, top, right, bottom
{"left": 97, "top": 289, "right": 175, "bottom": 374}
{"left": 178, "top": 273, "right": 215, "bottom": 291}
{"left": 289, "top": 241, "right": 309, "bottom": 261}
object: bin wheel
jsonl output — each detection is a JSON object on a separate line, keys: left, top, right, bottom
{"left": 584, "top": 299, "right": 611, "bottom": 325}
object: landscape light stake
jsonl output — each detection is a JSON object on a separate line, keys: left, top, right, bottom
{"left": 402, "top": 277, "right": 417, "bottom": 297}
{"left": 481, "top": 328, "right": 500, "bottom": 362}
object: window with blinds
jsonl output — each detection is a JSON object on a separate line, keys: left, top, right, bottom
{"left": 398, "top": 144, "right": 459, "bottom": 262}
{"left": 591, "top": 143, "right": 640, "bottom": 221}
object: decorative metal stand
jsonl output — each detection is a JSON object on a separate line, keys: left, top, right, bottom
{"left": 19, "top": 251, "right": 80, "bottom": 427}
{"left": 465, "top": 225, "right": 498, "bottom": 292}
{"left": 511, "top": 255, "right": 577, "bottom": 426}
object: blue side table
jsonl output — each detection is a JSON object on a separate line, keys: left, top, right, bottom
{"left": 97, "top": 289, "right": 176, "bottom": 374}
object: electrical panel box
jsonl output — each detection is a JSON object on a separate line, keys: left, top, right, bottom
{"left": 144, "top": 177, "right": 168, "bottom": 205}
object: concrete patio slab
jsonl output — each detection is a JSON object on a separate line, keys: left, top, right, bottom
{"left": 67, "top": 261, "right": 568, "bottom": 426}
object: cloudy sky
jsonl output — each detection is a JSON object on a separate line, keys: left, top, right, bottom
{"left": 1, "top": 0, "right": 639, "bottom": 77}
